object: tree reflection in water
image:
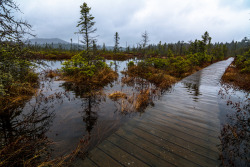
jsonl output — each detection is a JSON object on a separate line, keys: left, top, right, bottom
{"left": 118, "top": 75, "right": 172, "bottom": 113}
{"left": 61, "top": 82, "right": 109, "bottom": 160}
{"left": 218, "top": 84, "right": 249, "bottom": 167}
{"left": 0, "top": 92, "right": 55, "bottom": 167}
{"left": 62, "top": 82, "right": 106, "bottom": 137}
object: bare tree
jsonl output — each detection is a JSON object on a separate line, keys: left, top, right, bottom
{"left": 142, "top": 31, "right": 149, "bottom": 48}
{"left": 141, "top": 31, "right": 149, "bottom": 57}
{"left": 0, "top": 0, "right": 32, "bottom": 42}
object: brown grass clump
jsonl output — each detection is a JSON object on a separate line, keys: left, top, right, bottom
{"left": 45, "top": 70, "right": 59, "bottom": 78}
{"left": 111, "top": 89, "right": 154, "bottom": 112}
{"left": 108, "top": 91, "right": 127, "bottom": 101}
{"left": 222, "top": 63, "right": 250, "bottom": 91}
{"left": 121, "top": 76, "right": 134, "bottom": 86}
{"left": 91, "top": 68, "right": 118, "bottom": 86}
{"left": 134, "top": 89, "right": 151, "bottom": 110}
{"left": 148, "top": 73, "right": 177, "bottom": 88}
{"left": 0, "top": 79, "right": 38, "bottom": 113}
{"left": 125, "top": 65, "right": 178, "bottom": 89}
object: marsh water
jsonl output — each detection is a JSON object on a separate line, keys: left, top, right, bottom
{"left": 1, "top": 58, "right": 249, "bottom": 166}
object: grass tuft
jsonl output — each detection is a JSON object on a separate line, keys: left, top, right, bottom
{"left": 109, "top": 91, "right": 127, "bottom": 101}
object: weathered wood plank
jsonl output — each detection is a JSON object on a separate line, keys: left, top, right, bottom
{"left": 73, "top": 157, "right": 99, "bottom": 167}
{"left": 154, "top": 103, "right": 219, "bottom": 128}
{"left": 155, "top": 102, "right": 219, "bottom": 122}
{"left": 87, "top": 147, "right": 124, "bottom": 167}
{"left": 98, "top": 140, "right": 149, "bottom": 167}
{"left": 133, "top": 119, "right": 219, "bottom": 153}
{"left": 107, "top": 133, "right": 176, "bottom": 167}
{"left": 144, "top": 109, "right": 219, "bottom": 138}
{"left": 152, "top": 105, "right": 220, "bottom": 129}
{"left": 140, "top": 116, "right": 220, "bottom": 145}
{"left": 115, "top": 127, "right": 202, "bottom": 167}
{"left": 147, "top": 107, "right": 220, "bottom": 132}
{"left": 118, "top": 124, "right": 220, "bottom": 166}
{"left": 126, "top": 118, "right": 219, "bottom": 155}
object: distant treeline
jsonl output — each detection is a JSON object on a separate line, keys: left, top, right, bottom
{"left": 27, "top": 36, "right": 250, "bottom": 59}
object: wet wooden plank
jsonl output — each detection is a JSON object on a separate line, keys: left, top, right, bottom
{"left": 98, "top": 139, "right": 148, "bottom": 167}
{"left": 118, "top": 124, "right": 220, "bottom": 166}
{"left": 147, "top": 107, "right": 220, "bottom": 132}
{"left": 141, "top": 115, "right": 220, "bottom": 145}
{"left": 152, "top": 105, "right": 220, "bottom": 128}
{"left": 73, "top": 157, "right": 98, "bottom": 167}
{"left": 144, "top": 109, "right": 219, "bottom": 138}
{"left": 156, "top": 101, "right": 220, "bottom": 121}
{"left": 115, "top": 127, "right": 201, "bottom": 167}
{"left": 126, "top": 118, "right": 219, "bottom": 155}
{"left": 107, "top": 133, "right": 176, "bottom": 167}
{"left": 134, "top": 119, "right": 219, "bottom": 153}
{"left": 87, "top": 147, "right": 124, "bottom": 167}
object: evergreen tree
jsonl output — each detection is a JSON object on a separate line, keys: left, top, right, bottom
{"left": 93, "top": 40, "right": 97, "bottom": 54}
{"left": 114, "top": 32, "right": 120, "bottom": 53}
{"left": 76, "top": 2, "right": 97, "bottom": 51}
{"left": 102, "top": 43, "right": 106, "bottom": 52}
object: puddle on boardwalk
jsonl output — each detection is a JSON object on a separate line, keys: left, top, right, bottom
{"left": 1, "top": 58, "right": 248, "bottom": 166}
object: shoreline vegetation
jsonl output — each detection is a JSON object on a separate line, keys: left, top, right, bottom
{"left": 221, "top": 49, "right": 250, "bottom": 91}
{"left": 60, "top": 51, "right": 118, "bottom": 88}
{"left": 0, "top": 43, "right": 39, "bottom": 113}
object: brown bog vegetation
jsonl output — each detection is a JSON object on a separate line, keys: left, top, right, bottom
{"left": 61, "top": 51, "right": 118, "bottom": 88}
{"left": 222, "top": 50, "right": 250, "bottom": 91}
{"left": 222, "top": 64, "right": 250, "bottom": 91}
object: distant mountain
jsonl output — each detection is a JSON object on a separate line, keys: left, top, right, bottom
{"left": 26, "top": 38, "right": 69, "bottom": 45}
{"left": 25, "top": 38, "right": 125, "bottom": 51}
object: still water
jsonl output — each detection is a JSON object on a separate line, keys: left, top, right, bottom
{"left": 26, "top": 59, "right": 148, "bottom": 157}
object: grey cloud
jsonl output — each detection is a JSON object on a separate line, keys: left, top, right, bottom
{"left": 17, "top": 0, "right": 250, "bottom": 47}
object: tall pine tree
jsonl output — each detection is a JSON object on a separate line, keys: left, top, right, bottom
{"left": 77, "top": 2, "right": 97, "bottom": 51}
{"left": 114, "top": 32, "right": 120, "bottom": 53}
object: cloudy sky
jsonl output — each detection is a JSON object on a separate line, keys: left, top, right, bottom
{"left": 17, "top": 0, "right": 250, "bottom": 46}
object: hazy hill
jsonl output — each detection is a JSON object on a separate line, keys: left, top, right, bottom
{"left": 25, "top": 38, "right": 123, "bottom": 51}
{"left": 26, "top": 38, "right": 69, "bottom": 45}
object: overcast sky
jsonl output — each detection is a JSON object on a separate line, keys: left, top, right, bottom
{"left": 17, "top": 0, "right": 250, "bottom": 46}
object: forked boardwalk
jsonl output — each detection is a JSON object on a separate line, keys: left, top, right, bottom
{"left": 79, "top": 58, "right": 233, "bottom": 167}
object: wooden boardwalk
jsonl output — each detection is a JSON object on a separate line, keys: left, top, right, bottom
{"left": 77, "top": 59, "right": 233, "bottom": 167}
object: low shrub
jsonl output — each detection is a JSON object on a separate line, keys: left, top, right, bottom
{"left": 61, "top": 51, "right": 118, "bottom": 86}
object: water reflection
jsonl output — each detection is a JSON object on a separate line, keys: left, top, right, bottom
{"left": 182, "top": 67, "right": 202, "bottom": 102}
{"left": 0, "top": 94, "right": 55, "bottom": 166}
{"left": 62, "top": 82, "right": 106, "bottom": 136}
{"left": 118, "top": 74, "right": 171, "bottom": 113}
{"left": 218, "top": 83, "right": 249, "bottom": 166}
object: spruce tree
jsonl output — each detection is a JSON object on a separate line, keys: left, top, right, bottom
{"left": 77, "top": 2, "right": 97, "bottom": 51}
{"left": 114, "top": 32, "right": 120, "bottom": 53}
